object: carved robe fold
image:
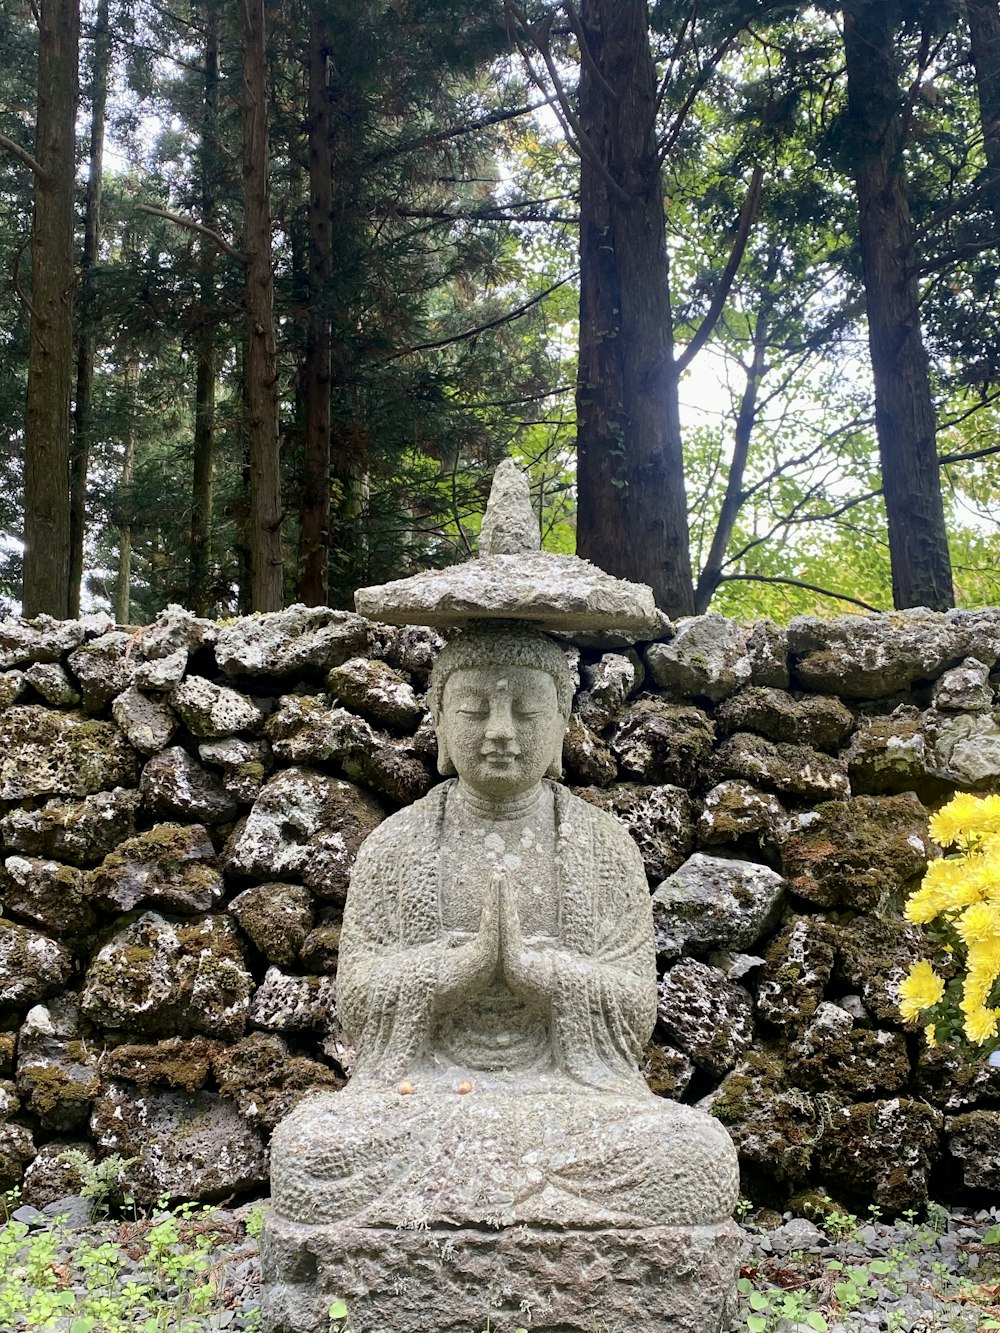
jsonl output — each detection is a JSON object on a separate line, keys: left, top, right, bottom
{"left": 337, "top": 779, "right": 656, "bottom": 1095}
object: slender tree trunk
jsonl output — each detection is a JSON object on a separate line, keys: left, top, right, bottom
{"left": 69, "top": 0, "right": 109, "bottom": 617}
{"left": 22, "top": 0, "right": 80, "bottom": 618}
{"left": 575, "top": 0, "right": 693, "bottom": 616}
{"left": 189, "top": 1, "right": 219, "bottom": 616}
{"left": 240, "top": 0, "right": 283, "bottom": 611}
{"left": 114, "top": 358, "right": 139, "bottom": 624}
{"left": 235, "top": 341, "right": 253, "bottom": 615}
{"left": 694, "top": 311, "right": 769, "bottom": 613}
{"left": 298, "top": 8, "right": 333, "bottom": 606}
{"left": 843, "top": 2, "right": 953, "bottom": 611}
{"left": 967, "top": 0, "right": 1000, "bottom": 228}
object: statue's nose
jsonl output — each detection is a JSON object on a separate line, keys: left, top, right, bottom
{"left": 484, "top": 702, "right": 517, "bottom": 746}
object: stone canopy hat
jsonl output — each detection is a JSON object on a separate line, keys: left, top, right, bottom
{"left": 354, "top": 460, "right": 663, "bottom": 636}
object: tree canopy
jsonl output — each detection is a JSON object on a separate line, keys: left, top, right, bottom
{"left": 0, "top": 0, "right": 998, "bottom": 622}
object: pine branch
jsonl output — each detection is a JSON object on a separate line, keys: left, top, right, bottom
{"left": 377, "top": 271, "right": 578, "bottom": 362}
{"left": 561, "top": 0, "right": 618, "bottom": 104}
{"left": 10, "top": 230, "right": 40, "bottom": 326}
{"left": 694, "top": 306, "right": 769, "bottom": 612}
{"left": 135, "top": 204, "right": 245, "bottom": 262}
{"left": 717, "top": 573, "right": 882, "bottom": 612}
{"left": 0, "top": 131, "right": 43, "bottom": 177}
{"left": 937, "top": 389, "right": 1000, "bottom": 432}
{"left": 367, "top": 96, "right": 559, "bottom": 164}
{"left": 939, "top": 441, "right": 1000, "bottom": 465}
{"left": 675, "top": 165, "right": 764, "bottom": 375}
{"left": 657, "top": 28, "right": 739, "bottom": 163}
{"left": 504, "top": 0, "right": 631, "bottom": 205}
{"left": 391, "top": 204, "right": 578, "bottom": 225}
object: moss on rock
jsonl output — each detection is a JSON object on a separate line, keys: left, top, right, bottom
{"left": 212, "top": 1031, "right": 342, "bottom": 1130}
{"left": 609, "top": 697, "right": 715, "bottom": 787}
{"left": 102, "top": 1036, "right": 220, "bottom": 1092}
{"left": 0, "top": 706, "right": 138, "bottom": 799}
{"left": 817, "top": 1099, "right": 943, "bottom": 1215}
{"left": 80, "top": 912, "right": 252, "bottom": 1040}
{"left": 87, "top": 823, "right": 224, "bottom": 914}
{"left": 780, "top": 793, "right": 930, "bottom": 912}
{"left": 229, "top": 882, "right": 312, "bottom": 965}
{"left": 709, "top": 1049, "right": 820, "bottom": 1189}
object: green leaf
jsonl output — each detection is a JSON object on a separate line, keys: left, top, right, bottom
{"left": 867, "top": 1259, "right": 893, "bottom": 1274}
{"left": 805, "top": 1314, "right": 828, "bottom": 1332}
{"left": 328, "top": 1299, "right": 349, "bottom": 1320}
{"left": 749, "top": 1291, "right": 771, "bottom": 1310}
{"left": 747, "top": 1315, "right": 768, "bottom": 1333}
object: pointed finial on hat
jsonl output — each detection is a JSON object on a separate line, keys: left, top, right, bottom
{"left": 479, "top": 460, "right": 540, "bottom": 556}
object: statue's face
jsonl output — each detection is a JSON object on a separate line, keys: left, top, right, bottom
{"left": 439, "top": 666, "right": 566, "bottom": 798}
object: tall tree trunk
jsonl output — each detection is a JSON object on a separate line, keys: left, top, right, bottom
{"left": 843, "top": 2, "right": 953, "bottom": 611}
{"left": 114, "top": 358, "right": 139, "bottom": 624}
{"left": 69, "top": 0, "right": 109, "bottom": 617}
{"left": 967, "top": 0, "right": 1000, "bottom": 229}
{"left": 575, "top": 0, "right": 693, "bottom": 616}
{"left": 298, "top": 8, "right": 333, "bottom": 606}
{"left": 189, "top": 1, "right": 219, "bottom": 616}
{"left": 22, "top": 0, "right": 80, "bottom": 618}
{"left": 240, "top": 0, "right": 283, "bottom": 611}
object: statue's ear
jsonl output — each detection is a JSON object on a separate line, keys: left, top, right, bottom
{"left": 435, "top": 723, "right": 456, "bottom": 776}
{"left": 545, "top": 718, "right": 566, "bottom": 780}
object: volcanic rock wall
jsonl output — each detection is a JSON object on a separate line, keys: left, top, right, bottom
{"left": 1, "top": 602, "right": 999, "bottom": 1215}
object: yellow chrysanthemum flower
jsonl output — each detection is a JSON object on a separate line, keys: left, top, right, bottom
{"left": 962, "top": 1006, "right": 1000, "bottom": 1045}
{"left": 967, "top": 933, "right": 1000, "bottom": 979}
{"left": 956, "top": 901, "right": 1000, "bottom": 947}
{"left": 904, "top": 881, "right": 950, "bottom": 925}
{"left": 900, "top": 793, "right": 1000, "bottom": 1046}
{"left": 924, "top": 1023, "right": 937, "bottom": 1047}
{"left": 929, "top": 793, "right": 995, "bottom": 847}
{"left": 906, "top": 855, "right": 988, "bottom": 919}
{"left": 962, "top": 970, "right": 995, "bottom": 1012}
{"left": 898, "top": 960, "right": 946, "bottom": 1022}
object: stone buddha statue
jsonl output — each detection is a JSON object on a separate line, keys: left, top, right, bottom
{"left": 262, "top": 464, "right": 741, "bottom": 1333}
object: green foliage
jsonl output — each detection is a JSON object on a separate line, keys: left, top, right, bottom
{"left": 736, "top": 1236, "right": 1000, "bottom": 1333}
{"left": 55, "top": 1149, "right": 138, "bottom": 1215}
{"left": 0, "top": 1195, "right": 257, "bottom": 1333}
{"left": 2, "top": 0, "right": 1000, "bottom": 617}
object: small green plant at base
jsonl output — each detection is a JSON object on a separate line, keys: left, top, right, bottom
{"left": 825, "top": 1258, "right": 889, "bottom": 1312}
{"left": 822, "top": 1207, "right": 859, "bottom": 1242}
{"left": 245, "top": 1201, "right": 266, "bottom": 1238}
{"left": 1, "top": 1185, "right": 21, "bottom": 1222}
{"left": 57, "top": 1148, "right": 139, "bottom": 1216}
{"left": 737, "top": 1276, "right": 828, "bottom": 1332}
{"left": 0, "top": 1192, "right": 257, "bottom": 1332}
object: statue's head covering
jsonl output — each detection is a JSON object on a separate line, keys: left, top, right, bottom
{"left": 355, "top": 460, "right": 662, "bottom": 637}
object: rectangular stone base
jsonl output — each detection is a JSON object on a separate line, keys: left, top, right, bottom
{"left": 261, "top": 1213, "right": 743, "bottom": 1333}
